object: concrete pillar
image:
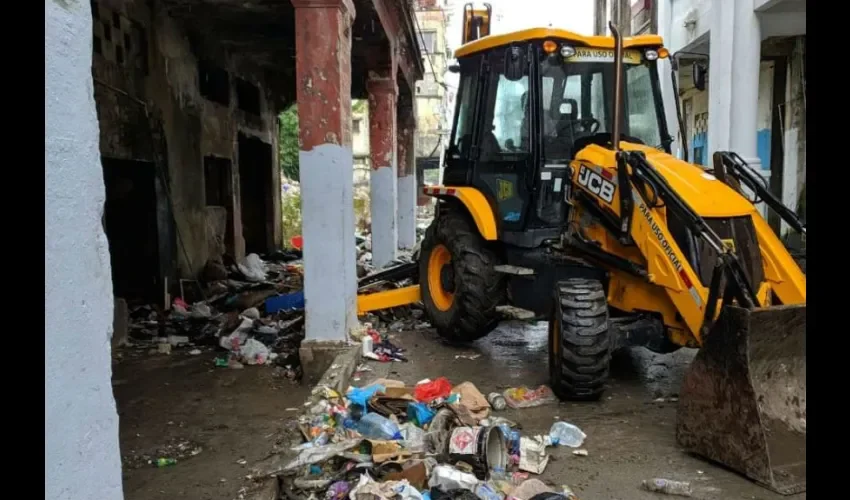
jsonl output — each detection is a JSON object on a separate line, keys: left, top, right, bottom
{"left": 708, "top": 0, "right": 764, "bottom": 169}
{"left": 46, "top": 1, "right": 123, "bottom": 499}
{"left": 367, "top": 74, "right": 399, "bottom": 267}
{"left": 293, "top": 0, "right": 358, "bottom": 343}
{"left": 397, "top": 106, "right": 417, "bottom": 251}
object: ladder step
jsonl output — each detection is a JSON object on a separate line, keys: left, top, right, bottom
{"left": 494, "top": 265, "right": 535, "bottom": 276}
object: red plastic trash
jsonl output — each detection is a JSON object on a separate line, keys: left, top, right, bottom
{"left": 414, "top": 377, "right": 453, "bottom": 403}
{"left": 290, "top": 235, "right": 303, "bottom": 250}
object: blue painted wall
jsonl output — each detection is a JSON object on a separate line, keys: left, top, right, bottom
{"left": 756, "top": 128, "right": 771, "bottom": 170}
{"left": 690, "top": 132, "right": 708, "bottom": 166}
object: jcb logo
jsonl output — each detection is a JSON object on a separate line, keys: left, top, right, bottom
{"left": 497, "top": 179, "right": 513, "bottom": 201}
{"left": 578, "top": 165, "right": 615, "bottom": 204}
{"left": 722, "top": 239, "right": 737, "bottom": 253}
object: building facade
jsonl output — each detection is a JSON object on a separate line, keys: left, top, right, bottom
{"left": 596, "top": 0, "right": 806, "bottom": 238}
{"left": 414, "top": 0, "right": 451, "bottom": 197}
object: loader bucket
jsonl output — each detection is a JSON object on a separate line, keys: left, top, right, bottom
{"left": 676, "top": 304, "right": 806, "bottom": 495}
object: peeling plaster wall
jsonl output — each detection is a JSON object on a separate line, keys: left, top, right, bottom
{"left": 91, "top": 0, "right": 282, "bottom": 281}
{"left": 46, "top": 0, "right": 124, "bottom": 499}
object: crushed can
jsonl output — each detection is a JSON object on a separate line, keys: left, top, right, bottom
{"left": 487, "top": 392, "right": 507, "bottom": 411}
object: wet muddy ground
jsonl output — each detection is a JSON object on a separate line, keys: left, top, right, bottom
{"left": 113, "top": 320, "right": 805, "bottom": 500}
{"left": 113, "top": 349, "right": 309, "bottom": 500}
{"left": 361, "top": 321, "right": 805, "bottom": 500}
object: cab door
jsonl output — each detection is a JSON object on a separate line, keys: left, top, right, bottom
{"left": 468, "top": 47, "right": 536, "bottom": 239}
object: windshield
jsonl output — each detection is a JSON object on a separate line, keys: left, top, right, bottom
{"left": 539, "top": 57, "right": 666, "bottom": 162}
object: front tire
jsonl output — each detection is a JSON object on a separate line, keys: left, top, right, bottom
{"left": 419, "top": 206, "right": 505, "bottom": 342}
{"left": 549, "top": 278, "right": 611, "bottom": 400}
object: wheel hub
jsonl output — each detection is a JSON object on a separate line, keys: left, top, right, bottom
{"left": 440, "top": 265, "right": 455, "bottom": 293}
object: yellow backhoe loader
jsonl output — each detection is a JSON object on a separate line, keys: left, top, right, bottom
{"left": 357, "top": 5, "right": 805, "bottom": 494}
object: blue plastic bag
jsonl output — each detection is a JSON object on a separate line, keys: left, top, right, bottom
{"left": 407, "top": 402, "right": 436, "bottom": 427}
{"left": 346, "top": 384, "right": 386, "bottom": 414}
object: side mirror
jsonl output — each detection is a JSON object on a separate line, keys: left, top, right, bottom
{"left": 504, "top": 46, "right": 525, "bottom": 81}
{"left": 448, "top": 63, "right": 460, "bottom": 74}
{"left": 693, "top": 62, "right": 707, "bottom": 91}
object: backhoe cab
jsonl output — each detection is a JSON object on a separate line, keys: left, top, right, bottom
{"left": 417, "top": 20, "right": 806, "bottom": 494}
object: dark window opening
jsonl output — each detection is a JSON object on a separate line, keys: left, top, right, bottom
{"left": 124, "top": 33, "right": 131, "bottom": 51}
{"left": 93, "top": 36, "right": 102, "bottom": 54}
{"left": 103, "top": 23, "right": 112, "bottom": 41}
{"left": 198, "top": 61, "right": 230, "bottom": 106}
{"left": 205, "top": 156, "right": 232, "bottom": 207}
{"left": 236, "top": 78, "right": 261, "bottom": 115}
{"left": 238, "top": 133, "right": 273, "bottom": 255}
{"left": 115, "top": 46, "right": 124, "bottom": 65}
{"left": 91, "top": 0, "right": 99, "bottom": 19}
{"left": 112, "top": 11, "right": 121, "bottom": 28}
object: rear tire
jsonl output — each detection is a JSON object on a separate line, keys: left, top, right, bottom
{"left": 420, "top": 206, "right": 505, "bottom": 342}
{"left": 549, "top": 278, "right": 611, "bottom": 401}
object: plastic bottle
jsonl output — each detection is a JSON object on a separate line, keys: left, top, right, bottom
{"left": 155, "top": 458, "right": 177, "bottom": 467}
{"left": 549, "top": 421, "right": 587, "bottom": 448}
{"left": 355, "top": 412, "right": 403, "bottom": 440}
{"left": 641, "top": 478, "right": 693, "bottom": 497}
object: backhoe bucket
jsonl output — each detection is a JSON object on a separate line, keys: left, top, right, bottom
{"left": 676, "top": 304, "right": 806, "bottom": 495}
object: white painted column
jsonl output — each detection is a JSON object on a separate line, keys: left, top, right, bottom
{"left": 708, "top": 0, "right": 768, "bottom": 214}
{"left": 656, "top": 0, "right": 680, "bottom": 158}
{"left": 397, "top": 108, "right": 417, "bottom": 251}
{"left": 300, "top": 145, "right": 358, "bottom": 342}
{"left": 46, "top": 1, "right": 124, "bottom": 499}
{"left": 781, "top": 39, "right": 805, "bottom": 236}
{"left": 367, "top": 77, "right": 399, "bottom": 268}
{"left": 294, "top": 0, "right": 358, "bottom": 344}
{"left": 397, "top": 170, "right": 417, "bottom": 250}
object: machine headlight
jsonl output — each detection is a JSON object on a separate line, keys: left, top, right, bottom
{"left": 645, "top": 49, "right": 659, "bottom": 61}
{"left": 560, "top": 45, "right": 576, "bottom": 58}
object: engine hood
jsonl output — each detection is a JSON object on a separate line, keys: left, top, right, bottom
{"left": 579, "top": 142, "right": 759, "bottom": 218}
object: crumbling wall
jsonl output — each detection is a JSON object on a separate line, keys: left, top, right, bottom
{"left": 91, "top": 0, "right": 284, "bottom": 282}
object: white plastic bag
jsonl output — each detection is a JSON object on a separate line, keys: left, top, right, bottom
{"left": 238, "top": 253, "right": 267, "bottom": 282}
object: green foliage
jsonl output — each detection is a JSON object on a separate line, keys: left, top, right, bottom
{"left": 281, "top": 190, "right": 302, "bottom": 248}
{"left": 279, "top": 104, "right": 300, "bottom": 181}
{"left": 353, "top": 193, "right": 370, "bottom": 232}
{"left": 352, "top": 99, "right": 367, "bottom": 115}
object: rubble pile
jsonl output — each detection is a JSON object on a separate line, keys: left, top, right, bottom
{"left": 266, "top": 377, "right": 584, "bottom": 499}
{"left": 122, "top": 251, "right": 307, "bottom": 379}
{"left": 121, "top": 240, "right": 430, "bottom": 371}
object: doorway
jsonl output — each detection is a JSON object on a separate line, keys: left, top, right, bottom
{"left": 237, "top": 133, "right": 273, "bottom": 255}
{"left": 101, "top": 158, "right": 160, "bottom": 302}
{"left": 204, "top": 156, "right": 235, "bottom": 255}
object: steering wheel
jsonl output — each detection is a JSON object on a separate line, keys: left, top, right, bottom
{"left": 577, "top": 118, "right": 601, "bottom": 135}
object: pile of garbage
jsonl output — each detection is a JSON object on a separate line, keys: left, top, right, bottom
{"left": 271, "top": 377, "right": 586, "bottom": 499}
{"left": 121, "top": 252, "right": 307, "bottom": 378}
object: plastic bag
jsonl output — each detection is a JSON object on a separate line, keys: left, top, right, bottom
{"left": 238, "top": 253, "right": 268, "bottom": 282}
{"left": 408, "top": 402, "right": 436, "bottom": 427}
{"left": 503, "top": 385, "right": 557, "bottom": 409}
{"left": 346, "top": 384, "right": 386, "bottom": 414}
{"left": 415, "top": 377, "right": 452, "bottom": 403}
{"left": 240, "top": 338, "right": 270, "bottom": 365}
{"left": 399, "top": 422, "right": 426, "bottom": 452}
